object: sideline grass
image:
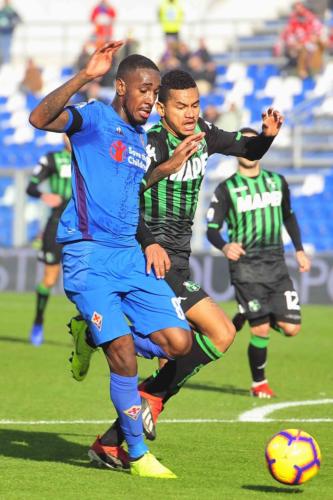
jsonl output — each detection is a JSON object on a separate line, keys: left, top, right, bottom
{"left": 0, "top": 293, "right": 332, "bottom": 499}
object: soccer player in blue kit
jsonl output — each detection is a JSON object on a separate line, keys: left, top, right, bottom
{"left": 29, "top": 41, "right": 204, "bottom": 479}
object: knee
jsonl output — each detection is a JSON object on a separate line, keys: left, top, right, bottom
{"left": 251, "top": 323, "right": 270, "bottom": 337}
{"left": 104, "top": 335, "right": 137, "bottom": 375}
{"left": 281, "top": 323, "right": 301, "bottom": 337}
{"left": 166, "top": 328, "right": 192, "bottom": 358}
{"left": 215, "top": 320, "right": 236, "bottom": 353}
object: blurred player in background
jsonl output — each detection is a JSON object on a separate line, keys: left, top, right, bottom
{"left": 206, "top": 127, "right": 311, "bottom": 398}
{"left": 68, "top": 70, "right": 284, "bottom": 457}
{"left": 26, "top": 135, "right": 71, "bottom": 346}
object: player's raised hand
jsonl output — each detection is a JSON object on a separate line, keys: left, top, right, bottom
{"left": 170, "top": 131, "right": 205, "bottom": 172}
{"left": 143, "top": 132, "right": 205, "bottom": 189}
{"left": 84, "top": 41, "right": 124, "bottom": 79}
{"left": 261, "top": 108, "right": 284, "bottom": 136}
{"left": 296, "top": 250, "right": 311, "bottom": 273}
{"left": 144, "top": 243, "right": 171, "bottom": 278}
{"left": 223, "top": 242, "right": 246, "bottom": 261}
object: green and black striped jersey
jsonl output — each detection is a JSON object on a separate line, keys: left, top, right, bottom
{"left": 207, "top": 170, "right": 294, "bottom": 252}
{"left": 26, "top": 149, "right": 72, "bottom": 218}
{"left": 141, "top": 118, "right": 274, "bottom": 261}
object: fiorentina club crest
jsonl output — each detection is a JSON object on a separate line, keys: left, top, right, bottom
{"left": 91, "top": 311, "right": 103, "bottom": 331}
{"left": 123, "top": 405, "right": 142, "bottom": 420}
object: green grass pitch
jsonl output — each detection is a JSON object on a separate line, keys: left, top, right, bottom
{"left": 0, "top": 293, "right": 332, "bottom": 499}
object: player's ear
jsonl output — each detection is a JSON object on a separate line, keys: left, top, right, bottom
{"left": 116, "top": 78, "right": 126, "bottom": 96}
{"left": 156, "top": 101, "right": 165, "bottom": 117}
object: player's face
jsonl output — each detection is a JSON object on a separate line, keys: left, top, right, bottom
{"left": 121, "top": 68, "right": 161, "bottom": 126}
{"left": 157, "top": 87, "right": 200, "bottom": 137}
{"left": 238, "top": 133, "right": 259, "bottom": 169}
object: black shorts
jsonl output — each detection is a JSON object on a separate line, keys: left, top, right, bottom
{"left": 234, "top": 275, "right": 301, "bottom": 327}
{"left": 165, "top": 264, "right": 208, "bottom": 313}
{"left": 38, "top": 217, "right": 63, "bottom": 265}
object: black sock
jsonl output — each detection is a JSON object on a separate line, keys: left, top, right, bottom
{"left": 34, "top": 284, "right": 50, "bottom": 324}
{"left": 100, "top": 420, "right": 123, "bottom": 447}
{"left": 248, "top": 335, "right": 269, "bottom": 382}
{"left": 143, "top": 332, "right": 222, "bottom": 403}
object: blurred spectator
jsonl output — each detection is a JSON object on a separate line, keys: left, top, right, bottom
{"left": 159, "top": 39, "right": 181, "bottom": 73}
{"left": 0, "top": 0, "right": 21, "bottom": 65}
{"left": 75, "top": 41, "right": 96, "bottom": 71}
{"left": 275, "top": 1, "right": 327, "bottom": 78}
{"left": 116, "top": 29, "right": 139, "bottom": 60}
{"left": 203, "top": 102, "right": 243, "bottom": 131}
{"left": 218, "top": 102, "right": 243, "bottom": 131}
{"left": 158, "top": 0, "right": 184, "bottom": 41}
{"left": 175, "top": 40, "right": 191, "bottom": 70}
{"left": 19, "top": 58, "right": 43, "bottom": 96}
{"left": 194, "top": 38, "right": 213, "bottom": 64}
{"left": 187, "top": 54, "right": 216, "bottom": 95}
{"left": 90, "top": 0, "right": 116, "bottom": 47}
{"left": 203, "top": 104, "right": 223, "bottom": 126}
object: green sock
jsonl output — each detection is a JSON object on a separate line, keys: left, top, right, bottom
{"left": 34, "top": 283, "right": 51, "bottom": 324}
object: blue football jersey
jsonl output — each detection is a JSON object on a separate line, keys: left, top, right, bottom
{"left": 57, "top": 101, "right": 148, "bottom": 247}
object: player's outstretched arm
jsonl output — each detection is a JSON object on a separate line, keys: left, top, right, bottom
{"left": 144, "top": 132, "right": 205, "bottom": 190}
{"left": 29, "top": 41, "right": 123, "bottom": 132}
{"left": 261, "top": 107, "right": 284, "bottom": 136}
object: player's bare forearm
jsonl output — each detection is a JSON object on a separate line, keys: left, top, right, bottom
{"left": 29, "top": 70, "right": 92, "bottom": 131}
{"left": 144, "top": 160, "right": 175, "bottom": 190}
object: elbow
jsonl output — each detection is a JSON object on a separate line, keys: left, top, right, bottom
{"left": 29, "top": 110, "right": 45, "bottom": 130}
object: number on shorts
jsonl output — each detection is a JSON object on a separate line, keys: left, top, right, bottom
{"left": 284, "top": 290, "right": 300, "bottom": 310}
{"left": 171, "top": 297, "right": 186, "bottom": 320}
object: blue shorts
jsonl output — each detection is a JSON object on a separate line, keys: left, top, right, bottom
{"left": 62, "top": 241, "right": 190, "bottom": 346}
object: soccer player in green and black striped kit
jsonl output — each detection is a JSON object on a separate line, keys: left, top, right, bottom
{"left": 76, "top": 71, "right": 286, "bottom": 466}
{"left": 27, "top": 136, "right": 72, "bottom": 345}
{"left": 206, "top": 127, "right": 311, "bottom": 398}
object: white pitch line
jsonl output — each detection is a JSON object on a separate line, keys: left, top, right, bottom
{"left": 238, "top": 398, "right": 333, "bottom": 422}
{"left": 0, "top": 417, "right": 333, "bottom": 425}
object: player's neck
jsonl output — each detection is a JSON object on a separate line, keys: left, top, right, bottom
{"left": 238, "top": 165, "right": 261, "bottom": 178}
{"left": 161, "top": 118, "right": 183, "bottom": 140}
{"left": 111, "top": 98, "right": 137, "bottom": 127}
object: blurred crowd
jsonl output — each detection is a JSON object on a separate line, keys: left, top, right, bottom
{"left": 2, "top": 0, "right": 333, "bottom": 132}
{"left": 274, "top": 0, "right": 333, "bottom": 79}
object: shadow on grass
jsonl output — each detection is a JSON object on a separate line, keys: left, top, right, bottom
{"left": 242, "top": 484, "right": 303, "bottom": 494}
{"left": 182, "top": 382, "right": 249, "bottom": 396}
{"left": 0, "top": 429, "right": 95, "bottom": 468}
{"left": 0, "top": 335, "right": 70, "bottom": 348}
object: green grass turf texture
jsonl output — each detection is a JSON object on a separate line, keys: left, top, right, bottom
{"left": 0, "top": 293, "right": 332, "bottom": 499}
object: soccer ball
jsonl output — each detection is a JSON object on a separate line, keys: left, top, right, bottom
{"left": 265, "top": 429, "right": 321, "bottom": 485}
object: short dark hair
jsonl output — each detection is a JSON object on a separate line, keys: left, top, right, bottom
{"left": 116, "top": 54, "right": 159, "bottom": 80}
{"left": 240, "top": 127, "right": 259, "bottom": 136}
{"left": 159, "top": 70, "right": 197, "bottom": 103}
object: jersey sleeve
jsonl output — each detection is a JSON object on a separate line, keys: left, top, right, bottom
{"left": 64, "top": 101, "right": 102, "bottom": 136}
{"left": 26, "top": 153, "right": 56, "bottom": 198}
{"left": 281, "top": 175, "right": 304, "bottom": 251}
{"left": 206, "top": 182, "right": 230, "bottom": 250}
{"left": 199, "top": 118, "right": 274, "bottom": 160}
{"left": 136, "top": 213, "right": 157, "bottom": 248}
